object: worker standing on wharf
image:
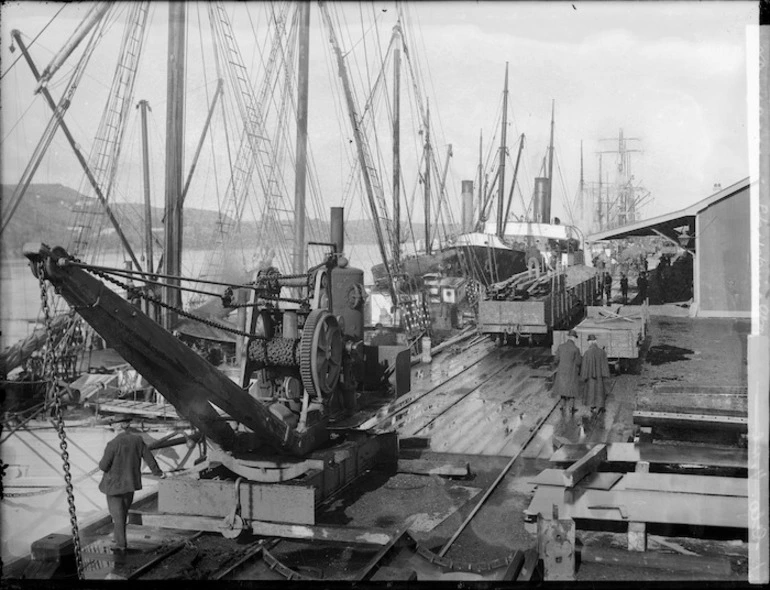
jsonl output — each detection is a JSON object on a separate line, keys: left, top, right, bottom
{"left": 637, "top": 272, "right": 648, "bottom": 304}
{"left": 620, "top": 273, "right": 629, "bottom": 304}
{"left": 580, "top": 334, "right": 610, "bottom": 416}
{"left": 603, "top": 272, "right": 613, "bottom": 306}
{"left": 553, "top": 329, "right": 582, "bottom": 414}
{"left": 99, "top": 416, "right": 165, "bottom": 551}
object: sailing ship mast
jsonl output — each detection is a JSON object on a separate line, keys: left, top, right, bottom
{"left": 163, "top": 1, "right": 186, "bottom": 330}
{"left": 293, "top": 2, "right": 311, "bottom": 275}
{"left": 424, "top": 100, "right": 431, "bottom": 255}
{"left": 392, "top": 24, "right": 402, "bottom": 274}
{"left": 544, "top": 99, "right": 555, "bottom": 224}
{"left": 496, "top": 62, "right": 509, "bottom": 238}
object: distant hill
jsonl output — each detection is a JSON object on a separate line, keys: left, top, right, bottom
{"left": 2, "top": 183, "right": 455, "bottom": 260}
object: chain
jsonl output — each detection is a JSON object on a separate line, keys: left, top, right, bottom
{"left": 88, "top": 265, "right": 265, "bottom": 340}
{"left": 38, "top": 263, "right": 84, "bottom": 579}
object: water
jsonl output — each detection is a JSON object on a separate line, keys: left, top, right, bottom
{"left": 1, "top": 425, "right": 186, "bottom": 563}
{"left": 1, "top": 243, "right": 383, "bottom": 348}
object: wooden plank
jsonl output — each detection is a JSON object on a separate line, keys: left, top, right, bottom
{"left": 580, "top": 546, "right": 732, "bottom": 577}
{"left": 397, "top": 459, "right": 470, "bottom": 477}
{"left": 532, "top": 469, "right": 621, "bottom": 491}
{"left": 249, "top": 521, "right": 393, "bottom": 546}
{"left": 550, "top": 442, "right": 748, "bottom": 470}
{"left": 517, "top": 547, "right": 540, "bottom": 581}
{"left": 620, "top": 473, "right": 748, "bottom": 497}
{"left": 563, "top": 444, "right": 606, "bottom": 487}
{"left": 653, "top": 384, "right": 747, "bottom": 396}
{"left": 526, "top": 486, "right": 748, "bottom": 528}
{"left": 637, "top": 392, "right": 748, "bottom": 416}
{"left": 138, "top": 513, "right": 227, "bottom": 533}
{"left": 633, "top": 410, "right": 748, "bottom": 430}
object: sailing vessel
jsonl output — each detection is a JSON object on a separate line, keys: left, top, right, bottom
{"left": 370, "top": 62, "right": 529, "bottom": 292}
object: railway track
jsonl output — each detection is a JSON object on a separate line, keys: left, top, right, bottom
{"left": 43, "top": 337, "right": 561, "bottom": 581}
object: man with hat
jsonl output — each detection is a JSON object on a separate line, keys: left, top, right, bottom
{"left": 99, "top": 416, "right": 165, "bottom": 551}
{"left": 580, "top": 334, "right": 611, "bottom": 415}
{"left": 552, "top": 329, "right": 582, "bottom": 414}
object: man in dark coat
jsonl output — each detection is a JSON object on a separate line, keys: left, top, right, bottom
{"left": 620, "top": 273, "right": 629, "bottom": 304}
{"left": 553, "top": 330, "right": 582, "bottom": 414}
{"left": 637, "top": 272, "right": 648, "bottom": 303}
{"left": 580, "top": 334, "right": 611, "bottom": 414}
{"left": 99, "top": 416, "right": 164, "bottom": 551}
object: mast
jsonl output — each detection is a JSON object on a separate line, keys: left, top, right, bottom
{"left": 543, "top": 99, "right": 555, "bottom": 224}
{"left": 138, "top": 99, "right": 153, "bottom": 279}
{"left": 578, "top": 139, "right": 584, "bottom": 226}
{"left": 597, "top": 152, "right": 603, "bottom": 231}
{"left": 293, "top": 2, "right": 311, "bottom": 274}
{"left": 320, "top": 5, "right": 397, "bottom": 307}
{"left": 496, "top": 62, "right": 509, "bottom": 237}
{"left": 477, "top": 129, "right": 483, "bottom": 226}
{"left": 424, "top": 100, "right": 431, "bottom": 255}
{"left": 503, "top": 134, "right": 525, "bottom": 226}
{"left": 392, "top": 23, "right": 402, "bottom": 273}
{"left": 163, "top": 2, "right": 186, "bottom": 330}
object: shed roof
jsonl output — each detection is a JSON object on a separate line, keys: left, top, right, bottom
{"left": 586, "top": 177, "right": 751, "bottom": 242}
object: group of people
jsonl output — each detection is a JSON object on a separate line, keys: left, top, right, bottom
{"left": 603, "top": 271, "right": 648, "bottom": 305}
{"left": 552, "top": 330, "right": 611, "bottom": 416}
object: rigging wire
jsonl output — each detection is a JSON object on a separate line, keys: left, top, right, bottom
{"left": 1, "top": 4, "right": 67, "bottom": 81}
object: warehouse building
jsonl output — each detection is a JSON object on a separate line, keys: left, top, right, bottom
{"left": 587, "top": 177, "right": 752, "bottom": 318}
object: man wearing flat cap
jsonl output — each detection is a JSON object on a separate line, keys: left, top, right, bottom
{"left": 99, "top": 416, "right": 164, "bottom": 551}
{"left": 553, "top": 329, "right": 582, "bottom": 414}
{"left": 580, "top": 334, "right": 611, "bottom": 415}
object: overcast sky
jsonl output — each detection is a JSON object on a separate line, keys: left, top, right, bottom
{"left": 0, "top": 1, "right": 758, "bottom": 231}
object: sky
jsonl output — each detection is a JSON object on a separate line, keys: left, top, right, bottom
{"left": 0, "top": 1, "right": 759, "bottom": 234}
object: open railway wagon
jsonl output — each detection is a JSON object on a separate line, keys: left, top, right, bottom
{"left": 478, "top": 266, "right": 600, "bottom": 345}
{"left": 553, "top": 302, "right": 650, "bottom": 373}
{"left": 20, "top": 209, "right": 419, "bottom": 573}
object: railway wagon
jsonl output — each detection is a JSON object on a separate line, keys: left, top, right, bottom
{"left": 478, "top": 271, "right": 600, "bottom": 345}
{"left": 552, "top": 302, "right": 649, "bottom": 373}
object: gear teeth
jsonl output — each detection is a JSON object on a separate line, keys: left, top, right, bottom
{"left": 300, "top": 309, "right": 325, "bottom": 399}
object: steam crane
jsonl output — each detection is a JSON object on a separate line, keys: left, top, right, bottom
{"left": 24, "top": 208, "right": 411, "bottom": 534}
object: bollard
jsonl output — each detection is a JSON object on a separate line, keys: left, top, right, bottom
{"left": 421, "top": 336, "right": 432, "bottom": 363}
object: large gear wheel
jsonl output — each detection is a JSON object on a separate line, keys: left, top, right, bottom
{"left": 300, "top": 309, "right": 343, "bottom": 399}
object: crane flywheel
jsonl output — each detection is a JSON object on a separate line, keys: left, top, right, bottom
{"left": 300, "top": 309, "right": 343, "bottom": 399}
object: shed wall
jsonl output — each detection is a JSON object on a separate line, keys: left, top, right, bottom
{"left": 697, "top": 186, "right": 751, "bottom": 316}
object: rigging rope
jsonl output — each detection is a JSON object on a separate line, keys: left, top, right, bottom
{"left": 1, "top": 5, "right": 67, "bottom": 80}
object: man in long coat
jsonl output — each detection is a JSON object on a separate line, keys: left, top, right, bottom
{"left": 553, "top": 330, "right": 582, "bottom": 414}
{"left": 99, "top": 416, "right": 164, "bottom": 551}
{"left": 580, "top": 334, "right": 611, "bottom": 414}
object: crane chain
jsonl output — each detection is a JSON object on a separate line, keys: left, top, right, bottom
{"left": 38, "top": 263, "right": 84, "bottom": 580}
{"left": 86, "top": 265, "right": 264, "bottom": 340}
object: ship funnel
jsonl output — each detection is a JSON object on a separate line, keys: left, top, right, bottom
{"left": 534, "top": 177, "right": 550, "bottom": 223}
{"left": 331, "top": 207, "right": 344, "bottom": 254}
{"left": 461, "top": 180, "right": 474, "bottom": 233}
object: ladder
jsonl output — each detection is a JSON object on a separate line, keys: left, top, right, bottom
{"left": 68, "top": 2, "right": 150, "bottom": 262}
{"left": 199, "top": 2, "right": 294, "bottom": 281}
